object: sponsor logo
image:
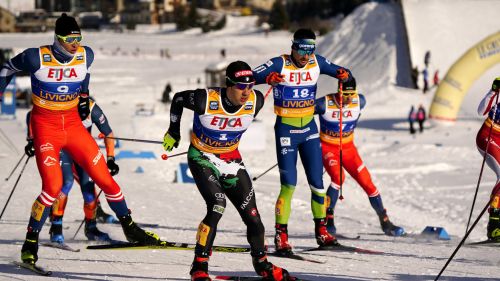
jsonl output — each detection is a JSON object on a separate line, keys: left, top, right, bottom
{"left": 210, "top": 116, "right": 242, "bottom": 130}
{"left": 44, "top": 156, "right": 57, "bottom": 166}
{"left": 288, "top": 72, "right": 312, "bottom": 85}
{"left": 76, "top": 54, "right": 84, "bottom": 60}
{"left": 282, "top": 99, "right": 314, "bottom": 108}
{"left": 281, "top": 148, "right": 288, "bottom": 155}
{"left": 328, "top": 159, "right": 336, "bottom": 167}
{"left": 43, "top": 54, "right": 51, "bottom": 62}
{"left": 240, "top": 187, "right": 254, "bottom": 210}
{"left": 244, "top": 101, "right": 253, "bottom": 110}
{"left": 325, "top": 58, "right": 332, "bottom": 65}
{"left": 40, "top": 143, "right": 54, "bottom": 152}
{"left": 31, "top": 200, "right": 46, "bottom": 221}
{"left": 280, "top": 137, "right": 291, "bottom": 147}
{"left": 234, "top": 70, "right": 252, "bottom": 77}
{"left": 305, "top": 133, "right": 319, "bottom": 141}
{"left": 265, "top": 60, "right": 273, "bottom": 67}
{"left": 290, "top": 127, "right": 310, "bottom": 134}
{"left": 215, "top": 193, "right": 225, "bottom": 200}
{"left": 47, "top": 68, "right": 78, "bottom": 81}
{"left": 196, "top": 223, "right": 210, "bottom": 246}
{"left": 170, "top": 114, "right": 179, "bottom": 123}
{"left": 328, "top": 100, "right": 334, "bottom": 106}
{"left": 351, "top": 98, "right": 359, "bottom": 104}
{"left": 38, "top": 91, "right": 79, "bottom": 102}
{"left": 209, "top": 101, "right": 219, "bottom": 110}
{"left": 99, "top": 114, "right": 105, "bottom": 124}
{"left": 331, "top": 110, "right": 353, "bottom": 119}
{"left": 253, "top": 65, "right": 266, "bottom": 73}
{"left": 275, "top": 198, "right": 284, "bottom": 215}
{"left": 213, "top": 205, "right": 225, "bottom": 214}
{"left": 92, "top": 150, "right": 103, "bottom": 166}
{"left": 249, "top": 208, "right": 258, "bottom": 217}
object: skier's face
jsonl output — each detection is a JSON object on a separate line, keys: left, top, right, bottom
{"left": 58, "top": 37, "right": 80, "bottom": 54}
{"left": 291, "top": 49, "right": 310, "bottom": 67}
{"left": 227, "top": 85, "right": 252, "bottom": 105}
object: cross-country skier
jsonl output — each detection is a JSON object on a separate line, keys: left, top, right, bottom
{"left": 0, "top": 13, "right": 162, "bottom": 266}
{"left": 476, "top": 77, "right": 500, "bottom": 242}
{"left": 162, "top": 61, "right": 296, "bottom": 281}
{"left": 252, "top": 28, "right": 353, "bottom": 253}
{"left": 315, "top": 78, "right": 405, "bottom": 236}
{"left": 25, "top": 97, "right": 119, "bottom": 243}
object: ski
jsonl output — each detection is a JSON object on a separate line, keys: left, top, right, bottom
{"left": 41, "top": 241, "right": 80, "bottom": 252}
{"left": 336, "top": 233, "right": 361, "bottom": 240}
{"left": 303, "top": 243, "right": 384, "bottom": 255}
{"left": 12, "top": 261, "right": 52, "bottom": 276}
{"left": 111, "top": 221, "right": 159, "bottom": 228}
{"left": 214, "top": 275, "right": 310, "bottom": 281}
{"left": 466, "top": 239, "right": 500, "bottom": 247}
{"left": 268, "top": 251, "right": 325, "bottom": 264}
{"left": 87, "top": 241, "right": 250, "bottom": 253}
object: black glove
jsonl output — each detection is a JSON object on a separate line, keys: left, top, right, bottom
{"left": 24, "top": 139, "right": 35, "bottom": 157}
{"left": 107, "top": 156, "right": 119, "bottom": 176}
{"left": 78, "top": 93, "right": 90, "bottom": 121}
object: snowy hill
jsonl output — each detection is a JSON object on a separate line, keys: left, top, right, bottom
{"left": 0, "top": 1, "right": 499, "bottom": 280}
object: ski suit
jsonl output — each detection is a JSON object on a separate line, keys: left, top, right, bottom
{"left": 0, "top": 45, "right": 128, "bottom": 232}
{"left": 316, "top": 93, "right": 384, "bottom": 212}
{"left": 27, "top": 100, "right": 115, "bottom": 220}
{"left": 168, "top": 87, "right": 267, "bottom": 257}
{"left": 477, "top": 90, "right": 500, "bottom": 209}
{"left": 253, "top": 54, "right": 351, "bottom": 223}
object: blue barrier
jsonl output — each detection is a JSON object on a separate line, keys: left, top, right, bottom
{"left": 115, "top": 150, "right": 156, "bottom": 160}
{"left": 176, "top": 162, "right": 195, "bottom": 184}
{"left": 421, "top": 226, "right": 450, "bottom": 240}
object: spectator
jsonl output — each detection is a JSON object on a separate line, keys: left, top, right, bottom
{"left": 411, "top": 66, "right": 419, "bottom": 89}
{"left": 161, "top": 82, "right": 172, "bottom": 103}
{"left": 433, "top": 70, "right": 439, "bottom": 87}
{"left": 422, "top": 68, "right": 429, "bottom": 94}
{"left": 409, "top": 105, "right": 416, "bottom": 134}
{"left": 424, "top": 50, "right": 431, "bottom": 67}
{"left": 417, "top": 104, "right": 426, "bottom": 133}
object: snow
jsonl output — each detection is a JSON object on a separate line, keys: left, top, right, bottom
{"left": 1, "top": 1, "right": 500, "bottom": 280}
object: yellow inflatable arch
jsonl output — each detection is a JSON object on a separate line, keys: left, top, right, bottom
{"left": 429, "top": 31, "right": 500, "bottom": 121}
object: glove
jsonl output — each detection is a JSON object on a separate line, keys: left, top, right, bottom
{"left": 78, "top": 93, "right": 90, "bottom": 121}
{"left": 162, "top": 132, "right": 179, "bottom": 152}
{"left": 492, "top": 77, "right": 500, "bottom": 92}
{"left": 107, "top": 156, "right": 120, "bottom": 176}
{"left": 336, "top": 68, "right": 349, "bottom": 82}
{"left": 24, "top": 139, "right": 35, "bottom": 157}
{"left": 265, "top": 72, "right": 285, "bottom": 86}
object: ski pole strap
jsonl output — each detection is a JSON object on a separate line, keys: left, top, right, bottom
{"left": 338, "top": 82, "right": 344, "bottom": 201}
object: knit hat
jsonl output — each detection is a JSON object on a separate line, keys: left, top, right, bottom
{"left": 55, "top": 13, "right": 81, "bottom": 36}
{"left": 340, "top": 78, "right": 357, "bottom": 94}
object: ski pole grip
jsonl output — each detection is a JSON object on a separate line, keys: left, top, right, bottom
{"left": 98, "top": 133, "right": 105, "bottom": 139}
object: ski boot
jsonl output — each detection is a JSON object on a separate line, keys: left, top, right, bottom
{"left": 190, "top": 256, "right": 211, "bottom": 281}
{"left": 326, "top": 208, "right": 336, "bottom": 234}
{"left": 487, "top": 208, "right": 500, "bottom": 241}
{"left": 85, "top": 219, "right": 111, "bottom": 241}
{"left": 21, "top": 231, "right": 39, "bottom": 265}
{"left": 119, "top": 214, "right": 162, "bottom": 245}
{"left": 252, "top": 255, "right": 291, "bottom": 281}
{"left": 274, "top": 224, "right": 293, "bottom": 255}
{"left": 49, "top": 217, "right": 64, "bottom": 244}
{"left": 96, "top": 203, "right": 118, "bottom": 224}
{"left": 379, "top": 210, "right": 405, "bottom": 236}
{"left": 314, "top": 218, "right": 339, "bottom": 247}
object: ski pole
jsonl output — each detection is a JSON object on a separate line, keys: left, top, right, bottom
{"left": 252, "top": 163, "right": 278, "bottom": 181}
{"left": 435, "top": 196, "right": 494, "bottom": 281}
{"left": 4, "top": 154, "right": 26, "bottom": 181}
{"left": 0, "top": 127, "right": 19, "bottom": 154}
{"left": 465, "top": 91, "right": 499, "bottom": 234}
{"left": 264, "top": 86, "right": 273, "bottom": 100}
{"left": 73, "top": 190, "right": 103, "bottom": 240}
{"left": 338, "top": 82, "right": 344, "bottom": 200}
{"left": 98, "top": 133, "right": 186, "bottom": 160}
{"left": 0, "top": 157, "right": 30, "bottom": 221}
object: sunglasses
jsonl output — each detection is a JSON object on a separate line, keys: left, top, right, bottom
{"left": 57, "top": 35, "right": 83, "bottom": 44}
{"left": 227, "top": 77, "right": 254, "bottom": 90}
{"left": 341, "top": 91, "right": 356, "bottom": 97}
{"left": 296, "top": 48, "right": 315, "bottom": 56}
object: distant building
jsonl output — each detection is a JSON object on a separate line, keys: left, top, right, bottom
{"left": 0, "top": 6, "right": 16, "bottom": 32}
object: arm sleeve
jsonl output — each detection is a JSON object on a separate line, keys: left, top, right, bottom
{"left": 82, "top": 46, "right": 94, "bottom": 93}
{"left": 254, "top": 90, "right": 265, "bottom": 117}
{"left": 91, "top": 104, "right": 113, "bottom": 136}
{"left": 252, "top": 57, "right": 283, "bottom": 85}
{"left": 478, "top": 90, "right": 498, "bottom": 116}
{"left": 315, "top": 96, "right": 326, "bottom": 115}
{"left": 316, "top": 55, "right": 353, "bottom": 80}
{"left": 359, "top": 94, "right": 366, "bottom": 110}
{"left": 26, "top": 111, "right": 32, "bottom": 139}
{"left": 0, "top": 48, "right": 40, "bottom": 92}
{"left": 167, "top": 89, "right": 207, "bottom": 138}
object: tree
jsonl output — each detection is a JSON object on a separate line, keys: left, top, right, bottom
{"left": 269, "top": 0, "right": 289, "bottom": 30}
{"left": 187, "top": 0, "right": 200, "bottom": 28}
